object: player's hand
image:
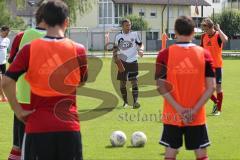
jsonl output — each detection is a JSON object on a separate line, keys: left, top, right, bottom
{"left": 175, "top": 106, "right": 188, "bottom": 116}
{"left": 138, "top": 50, "right": 144, "bottom": 57}
{"left": 175, "top": 106, "right": 193, "bottom": 125}
{"left": 182, "top": 109, "right": 194, "bottom": 125}
{"left": 215, "top": 24, "right": 220, "bottom": 31}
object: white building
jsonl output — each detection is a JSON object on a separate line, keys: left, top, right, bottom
{"left": 191, "top": 0, "right": 222, "bottom": 18}
{"left": 222, "top": 0, "right": 240, "bottom": 10}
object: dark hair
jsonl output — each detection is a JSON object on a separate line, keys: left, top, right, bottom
{"left": 1, "top": 26, "right": 10, "bottom": 32}
{"left": 35, "top": 1, "right": 47, "bottom": 25}
{"left": 121, "top": 19, "right": 131, "bottom": 26}
{"left": 42, "top": 1, "right": 69, "bottom": 27}
{"left": 174, "top": 16, "right": 195, "bottom": 36}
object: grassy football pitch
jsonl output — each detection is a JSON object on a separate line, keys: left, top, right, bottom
{"left": 0, "top": 58, "right": 240, "bottom": 160}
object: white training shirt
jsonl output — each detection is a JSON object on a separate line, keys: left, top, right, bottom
{"left": 0, "top": 36, "right": 10, "bottom": 64}
{"left": 114, "top": 31, "right": 142, "bottom": 63}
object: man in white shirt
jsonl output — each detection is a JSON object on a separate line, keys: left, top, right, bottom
{"left": 113, "top": 19, "right": 144, "bottom": 109}
{"left": 0, "top": 26, "right": 10, "bottom": 101}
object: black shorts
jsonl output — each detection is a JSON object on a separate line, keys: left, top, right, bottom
{"left": 215, "top": 68, "right": 222, "bottom": 84}
{"left": 0, "top": 64, "right": 6, "bottom": 74}
{"left": 22, "top": 131, "right": 83, "bottom": 160}
{"left": 159, "top": 124, "right": 210, "bottom": 150}
{"left": 13, "top": 115, "right": 25, "bottom": 148}
{"left": 117, "top": 60, "right": 138, "bottom": 81}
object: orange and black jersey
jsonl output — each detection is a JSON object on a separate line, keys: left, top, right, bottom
{"left": 5, "top": 36, "right": 88, "bottom": 133}
{"left": 155, "top": 42, "right": 215, "bottom": 80}
{"left": 6, "top": 36, "right": 88, "bottom": 82}
{"left": 200, "top": 32, "right": 223, "bottom": 68}
{"left": 200, "top": 32, "right": 222, "bottom": 48}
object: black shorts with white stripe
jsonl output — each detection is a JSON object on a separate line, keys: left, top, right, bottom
{"left": 13, "top": 115, "right": 25, "bottom": 148}
{"left": 22, "top": 131, "right": 83, "bottom": 160}
{"left": 159, "top": 124, "right": 210, "bottom": 150}
{"left": 117, "top": 60, "right": 138, "bottom": 81}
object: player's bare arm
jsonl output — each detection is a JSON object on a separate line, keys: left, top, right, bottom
{"left": 215, "top": 24, "right": 228, "bottom": 43}
{"left": 191, "top": 77, "right": 216, "bottom": 116}
{"left": 156, "top": 79, "right": 188, "bottom": 117}
{"left": 2, "top": 76, "right": 35, "bottom": 122}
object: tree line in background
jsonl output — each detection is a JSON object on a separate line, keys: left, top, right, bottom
{"left": 124, "top": 10, "right": 240, "bottom": 40}
{"left": 0, "top": 0, "right": 96, "bottom": 29}
{"left": 0, "top": 0, "right": 26, "bottom": 29}
{"left": 213, "top": 10, "right": 240, "bottom": 39}
{"left": 1, "top": 0, "right": 148, "bottom": 31}
{"left": 1, "top": 0, "right": 240, "bottom": 39}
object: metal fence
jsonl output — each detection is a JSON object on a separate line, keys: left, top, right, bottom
{"left": 8, "top": 29, "right": 240, "bottom": 52}
{"left": 68, "top": 29, "right": 143, "bottom": 51}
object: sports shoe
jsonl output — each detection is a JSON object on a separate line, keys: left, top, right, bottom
{"left": 212, "top": 111, "right": 221, "bottom": 116}
{"left": 123, "top": 102, "right": 128, "bottom": 109}
{"left": 133, "top": 102, "right": 141, "bottom": 109}
{"left": 212, "top": 103, "right": 218, "bottom": 114}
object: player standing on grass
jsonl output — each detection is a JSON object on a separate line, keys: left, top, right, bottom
{"left": 113, "top": 19, "right": 144, "bottom": 109}
{"left": 201, "top": 18, "right": 228, "bottom": 116}
{"left": 7, "top": 2, "right": 47, "bottom": 160}
{"left": 0, "top": 26, "right": 10, "bottom": 102}
{"left": 3, "top": 1, "right": 87, "bottom": 160}
{"left": 155, "top": 16, "right": 215, "bottom": 160}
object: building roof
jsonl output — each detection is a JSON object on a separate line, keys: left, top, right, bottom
{"left": 112, "top": 0, "right": 211, "bottom": 6}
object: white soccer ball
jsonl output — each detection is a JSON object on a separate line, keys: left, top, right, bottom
{"left": 131, "top": 131, "right": 147, "bottom": 147}
{"left": 110, "top": 131, "right": 127, "bottom": 147}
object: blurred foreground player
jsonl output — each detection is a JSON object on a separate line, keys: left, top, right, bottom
{"left": 7, "top": 2, "right": 47, "bottom": 160}
{"left": 3, "top": 1, "right": 88, "bottom": 160}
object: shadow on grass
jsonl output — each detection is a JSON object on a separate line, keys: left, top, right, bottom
{"left": 207, "top": 114, "right": 220, "bottom": 117}
{"left": 114, "top": 105, "right": 125, "bottom": 110}
{"left": 159, "top": 153, "right": 165, "bottom": 156}
{"left": 126, "top": 146, "right": 145, "bottom": 149}
{"left": 105, "top": 145, "right": 125, "bottom": 149}
{"left": 78, "top": 108, "right": 114, "bottom": 112}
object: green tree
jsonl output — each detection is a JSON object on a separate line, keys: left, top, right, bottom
{"left": 15, "top": 0, "right": 97, "bottom": 24}
{"left": 0, "top": 0, "right": 26, "bottom": 29}
{"left": 213, "top": 10, "right": 240, "bottom": 38}
{"left": 1, "top": 0, "right": 96, "bottom": 29}
{"left": 124, "top": 14, "right": 149, "bottom": 31}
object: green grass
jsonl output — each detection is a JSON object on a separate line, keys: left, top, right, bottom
{"left": 1, "top": 59, "right": 240, "bottom": 160}
{"left": 223, "top": 50, "right": 240, "bottom": 53}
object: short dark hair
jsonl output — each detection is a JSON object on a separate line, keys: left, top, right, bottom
{"left": 42, "top": 1, "right": 69, "bottom": 27}
{"left": 121, "top": 19, "right": 131, "bottom": 26}
{"left": 35, "top": 1, "right": 47, "bottom": 25}
{"left": 1, "top": 26, "right": 10, "bottom": 32}
{"left": 174, "top": 16, "right": 195, "bottom": 36}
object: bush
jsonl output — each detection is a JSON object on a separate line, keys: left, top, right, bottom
{"left": 194, "top": 33, "right": 202, "bottom": 40}
{"left": 0, "top": 1, "right": 26, "bottom": 29}
{"left": 213, "top": 10, "right": 240, "bottom": 39}
{"left": 123, "top": 15, "right": 149, "bottom": 31}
